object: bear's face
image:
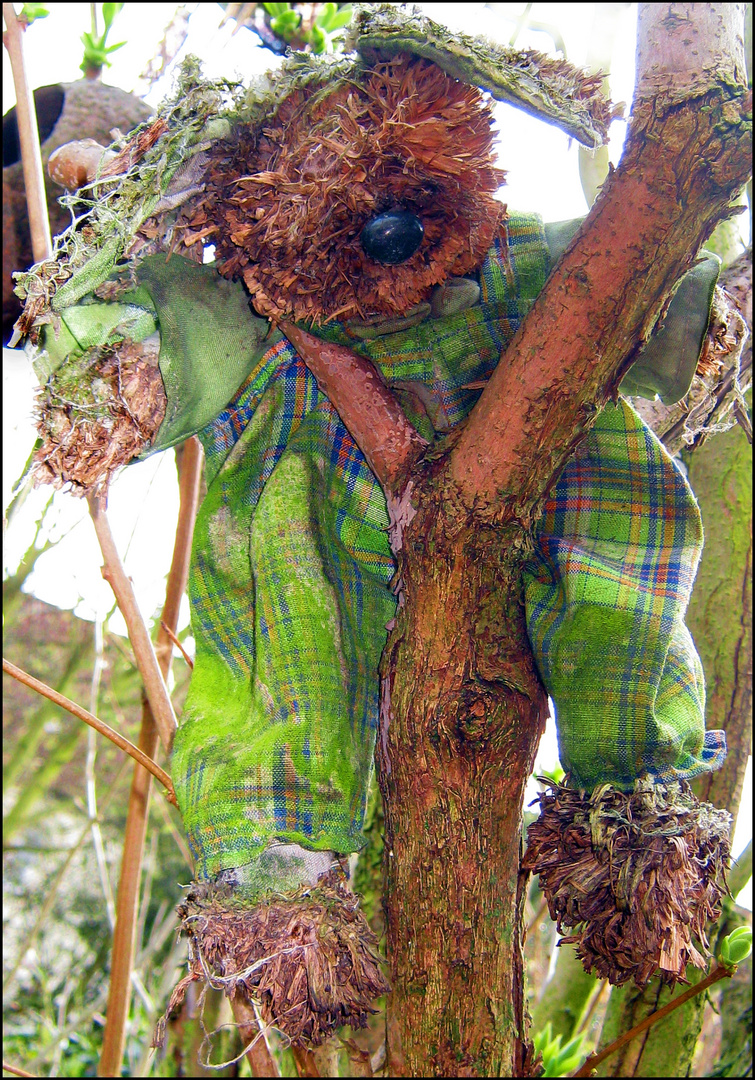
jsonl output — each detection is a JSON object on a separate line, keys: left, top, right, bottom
{"left": 189, "top": 57, "right": 506, "bottom": 325}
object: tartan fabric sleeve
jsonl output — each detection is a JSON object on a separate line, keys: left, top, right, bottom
{"left": 523, "top": 399, "right": 726, "bottom": 791}
{"left": 171, "top": 345, "right": 397, "bottom": 878}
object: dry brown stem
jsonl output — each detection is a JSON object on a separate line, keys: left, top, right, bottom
{"left": 98, "top": 437, "right": 202, "bottom": 1077}
{"left": 87, "top": 493, "right": 177, "bottom": 750}
{"left": 1, "top": 1060, "right": 37, "bottom": 1078}
{"left": 160, "top": 619, "right": 194, "bottom": 669}
{"left": 2, "top": 2, "right": 52, "bottom": 262}
{"left": 1, "top": 656, "right": 176, "bottom": 803}
{"left": 572, "top": 963, "right": 733, "bottom": 1077}
{"left": 230, "top": 996, "right": 282, "bottom": 1077}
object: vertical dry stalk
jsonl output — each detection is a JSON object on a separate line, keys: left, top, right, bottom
{"left": 87, "top": 493, "right": 178, "bottom": 750}
{"left": 2, "top": 2, "right": 52, "bottom": 262}
{"left": 98, "top": 438, "right": 202, "bottom": 1077}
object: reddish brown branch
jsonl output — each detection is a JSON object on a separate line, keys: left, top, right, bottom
{"left": 160, "top": 620, "right": 194, "bottom": 669}
{"left": 1, "top": 1060, "right": 36, "bottom": 1078}
{"left": 230, "top": 997, "right": 281, "bottom": 1078}
{"left": 87, "top": 493, "right": 178, "bottom": 750}
{"left": 572, "top": 963, "right": 734, "bottom": 1077}
{"left": 98, "top": 436, "right": 202, "bottom": 1078}
{"left": 281, "top": 322, "right": 427, "bottom": 493}
{"left": 1, "top": 656, "right": 177, "bottom": 803}
{"left": 2, "top": 2, "right": 52, "bottom": 263}
{"left": 450, "top": 32, "right": 751, "bottom": 516}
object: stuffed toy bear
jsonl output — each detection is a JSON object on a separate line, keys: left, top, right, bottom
{"left": 14, "top": 5, "right": 731, "bottom": 1047}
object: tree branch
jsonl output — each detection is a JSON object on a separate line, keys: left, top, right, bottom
{"left": 87, "top": 493, "right": 178, "bottom": 750}
{"left": 2, "top": 2, "right": 52, "bottom": 263}
{"left": 1, "top": 657, "right": 177, "bottom": 803}
{"left": 635, "top": 2, "right": 748, "bottom": 101}
{"left": 572, "top": 963, "right": 734, "bottom": 1077}
{"left": 449, "top": 4, "right": 751, "bottom": 516}
{"left": 98, "top": 436, "right": 202, "bottom": 1078}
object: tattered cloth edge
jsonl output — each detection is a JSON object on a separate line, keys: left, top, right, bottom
{"left": 522, "top": 778, "right": 731, "bottom": 989}
{"left": 155, "top": 870, "right": 389, "bottom": 1049}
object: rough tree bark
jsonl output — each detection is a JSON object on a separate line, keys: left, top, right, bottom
{"left": 324, "top": 5, "right": 751, "bottom": 1077}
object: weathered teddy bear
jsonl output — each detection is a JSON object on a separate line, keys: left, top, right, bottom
{"left": 15, "top": 5, "right": 732, "bottom": 1047}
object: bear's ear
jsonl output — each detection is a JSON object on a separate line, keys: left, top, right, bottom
{"left": 349, "top": 5, "right": 623, "bottom": 149}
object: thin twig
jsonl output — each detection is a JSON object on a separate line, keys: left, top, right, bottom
{"left": 572, "top": 964, "right": 734, "bottom": 1076}
{"left": 576, "top": 978, "right": 610, "bottom": 1036}
{"left": 1, "top": 1058, "right": 36, "bottom": 1075}
{"left": 526, "top": 895, "right": 549, "bottom": 938}
{"left": 86, "top": 618, "right": 117, "bottom": 928}
{"left": 99, "top": 437, "right": 202, "bottom": 1078}
{"left": 2, "top": 3, "right": 52, "bottom": 262}
{"left": 87, "top": 492, "right": 177, "bottom": 750}
{"left": 1, "top": 657, "right": 177, "bottom": 803}
{"left": 160, "top": 619, "right": 194, "bottom": 669}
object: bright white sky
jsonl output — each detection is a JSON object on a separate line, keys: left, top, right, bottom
{"left": 2, "top": 2, "right": 751, "bottom": 905}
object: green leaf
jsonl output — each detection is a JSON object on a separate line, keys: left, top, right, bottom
{"left": 720, "top": 925, "right": 752, "bottom": 967}
{"left": 726, "top": 925, "right": 753, "bottom": 942}
{"left": 540, "top": 764, "right": 566, "bottom": 785}
{"left": 19, "top": 3, "right": 50, "bottom": 23}
{"left": 309, "top": 23, "right": 327, "bottom": 53}
{"left": 101, "top": 1, "right": 124, "bottom": 30}
{"left": 263, "top": 2, "right": 289, "bottom": 16}
{"left": 534, "top": 1024, "right": 586, "bottom": 1077}
{"left": 314, "top": 2, "right": 337, "bottom": 27}
{"left": 270, "top": 9, "right": 301, "bottom": 39}
{"left": 320, "top": 5, "right": 353, "bottom": 32}
{"left": 533, "top": 1021, "right": 553, "bottom": 1053}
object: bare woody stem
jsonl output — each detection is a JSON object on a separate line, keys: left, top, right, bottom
{"left": 281, "top": 322, "right": 427, "bottom": 494}
{"left": 572, "top": 963, "right": 734, "bottom": 1077}
{"left": 634, "top": 1, "right": 748, "bottom": 101}
{"left": 87, "top": 492, "right": 177, "bottom": 750}
{"left": 449, "top": 8, "right": 751, "bottom": 516}
{"left": 230, "top": 997, "right": 281, "bottom": 1079}
{"left": 2, "top": 2, "right": 52, "bottom": 262}
{"left": 1, "top": 656, "right": 177, "bottom": 803}
{"left": 1, "top": 1060, "right": 36, "bottom": 1078}
{"left": 98, "top": 437, "right": 202, "bottom": 1079}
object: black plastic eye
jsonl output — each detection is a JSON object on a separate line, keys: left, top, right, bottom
{"left": 360, "top": 210, "right": 424, "bottom": 265}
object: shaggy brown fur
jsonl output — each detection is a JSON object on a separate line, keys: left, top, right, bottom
{"left": 33, "top": 336, "right": 165, "bottom": 495}
{"left": 185, "top": 56, "right": 507, "bottom": 323}
{"left": 155, "top": 870, "right": 389, "bottom": 1049}
{"left": 522, "top": 780, "right": 731, "bottom": 989}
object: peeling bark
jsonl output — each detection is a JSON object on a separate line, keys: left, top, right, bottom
{"left": 379, "top": 488, "right": 548, "bottom": 1076}
{"left": 371, "top": 4, "right": 751, "bottom": 1076}
{"left": 449, "top": 78, "right": 751, "bottom": 515}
